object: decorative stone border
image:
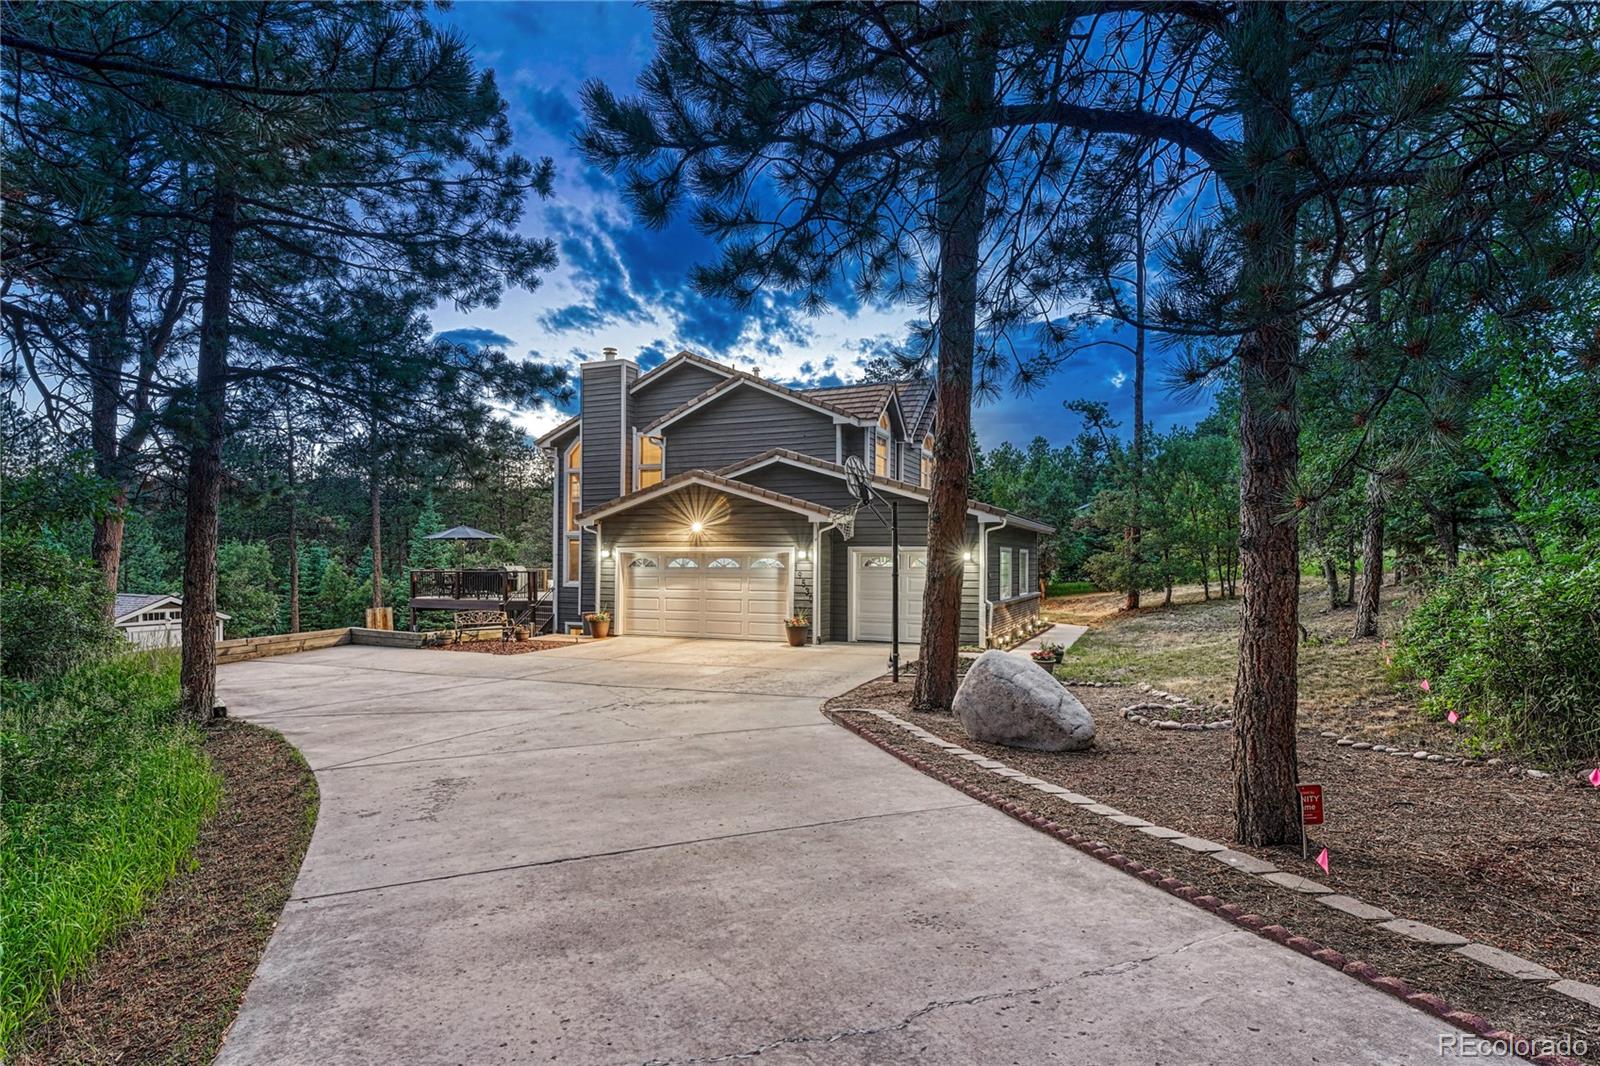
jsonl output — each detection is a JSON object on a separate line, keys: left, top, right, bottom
{"left": 827, "top": 705, "right": 1593, "bottom": 1065}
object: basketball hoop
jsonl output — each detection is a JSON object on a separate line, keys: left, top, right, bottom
{"left": 829, "top": 505, "right": 859, "bottom": 541}
{"left": 843, "top": 455, "right": 872, "bottom": 505}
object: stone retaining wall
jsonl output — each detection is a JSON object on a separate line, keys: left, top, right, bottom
{"left": 215, "top": 628, "right": 351, "bottom": 664}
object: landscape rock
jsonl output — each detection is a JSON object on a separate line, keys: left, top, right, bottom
{"left": 953, "top": 650, "right": 1096, "bottom": 752}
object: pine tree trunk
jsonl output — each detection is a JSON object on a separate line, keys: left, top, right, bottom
{"left": 1322, "top": 557, "right": 1341, "bottom": 610}
{"left": 1125, "top": 165, "right": 1147, "bottom": 613}
{"left": 1353, "top": 472, "right": 1384, "bottom": 639}
{"left": 1430, "top": 510, "right": 1459, "bottom": 569}
{"left": 89, "top": 289, "right": 133, "bottom": 608}
{"left": 1230, "top": 3, "right": 1301, "bottom": 847}
{"left": 911, "top": 29, "right": 993, "bottom": 715}
{"left": 286, "top": 404, "right": 300, "bottom": 633}
{"left": 369, "top": 465, "right": 384, "bottom": 611}
{"left": 179, "top": 179, "right": 239, "bottom": 723}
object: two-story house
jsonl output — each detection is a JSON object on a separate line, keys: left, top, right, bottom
{"left": 536, "top": 347, "right": 1051, "bottom": 646}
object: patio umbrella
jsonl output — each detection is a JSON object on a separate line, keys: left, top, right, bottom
{"left": 425, "top": 525, "right": 503, "bottom": 542}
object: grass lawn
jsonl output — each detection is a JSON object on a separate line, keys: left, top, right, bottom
{"left": 1046, "top": 582, "right": 1441, "bottom": 745}
{"left": 0, "top": 650, "right": 219, "bottom": 1054}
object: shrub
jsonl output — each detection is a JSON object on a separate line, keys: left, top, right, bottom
{"left": 0, "top": 532, "right": 117, "bottom": 681}
{"left": 1395, "top": 546, "right": 1600, "bottom": 764}
{"left": 0, "top": 649, "right": 220, "bottom": 1052}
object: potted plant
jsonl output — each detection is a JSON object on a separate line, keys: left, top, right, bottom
{"left": 1030, "top": 641, "right": 1065, "bottom": 665}
{"left": 783, "top": 613, "right": 810, "bottom": 647}
{"left": 585, "top": 610, "right": 611, "bottom": 639}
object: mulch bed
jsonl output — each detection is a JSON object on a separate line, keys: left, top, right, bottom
{"left": 429, "top": 638, "right": 570, "bottom": 655}
{"left": 827, "top": 677, "right": 1600, "bottom": 1061}
{"left": 11, "top": 721, "right": 318, "bottom": 1065}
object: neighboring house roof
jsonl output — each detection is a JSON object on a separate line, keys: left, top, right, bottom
{"left": 802, "top": 382, "right": 896, "bottom": 420}
{"left": 640, "top": 370, "right": 873, "bottom": 434}
{"left": 717, "top": 448, "right": 1056, "bottom": 534}
{"left": 113, "top": 593, "right": 230, "bottom": 623}
{"left": 630, "top": 349, "right": 734, "bottom": 393}
{"left": 575, "top": 468, "right": 836, "bottom": 525}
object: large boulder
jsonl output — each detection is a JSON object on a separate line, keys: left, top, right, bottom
{"left": 954, "top": 650, "right": 1095, "bottom": 752}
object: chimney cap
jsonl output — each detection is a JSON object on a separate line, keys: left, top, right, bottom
{"left": 602, "top": 346, "right": 618, "bottom": 360}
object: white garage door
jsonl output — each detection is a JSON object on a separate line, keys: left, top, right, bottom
{"left": 622, "top": 550, "right": 790, "bottom": 640}
{"left": 853, "top": 549, "right": 927, "bottom": 642}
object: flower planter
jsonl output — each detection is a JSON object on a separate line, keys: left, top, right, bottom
{"left": 784, "top": 624, "right": 810, "bottom": 647}
{"left": 587, "top": 617, "right": 610, "bottom": 639}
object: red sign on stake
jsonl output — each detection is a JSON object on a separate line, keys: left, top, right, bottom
{"left": 1297, "top": 783, "right": 1325, "bottom": 826}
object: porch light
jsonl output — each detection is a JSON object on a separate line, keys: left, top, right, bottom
{"left": 796, "top": 548, "right": 808, "bottom": 560}
{"left": 961, "top": 550, "right": 973, "bottom": 563}
{"left": 600, "top": 548, "right": 612, "bottom": 559}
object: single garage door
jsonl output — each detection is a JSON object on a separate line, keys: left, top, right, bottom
{"left": 622, "top": 550, "right": 790, "bottom": 639}
{"left": 853, "top": 549, "right": 927, "bottom": 642}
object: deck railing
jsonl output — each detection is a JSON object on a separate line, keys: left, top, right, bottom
{"left": 408, "top": 567, "right": 548, "bottom": 603}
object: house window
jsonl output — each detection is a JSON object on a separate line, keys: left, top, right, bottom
{"left": 874, "top": 413, "right": 890, "bottom": 477}
{"left": 666, "top": 556, "right": 698, "bottom": 568}
{"left": 862, "top": 555, "right": 892, "bottom": 568}
{"left": 564, "top": 440, "right": 582, "bottom": 584}
{"left": 1019, "top": 549, "right": 1031, "bottom": 594}
{"left": 920, "top": 435, "right": 934, "bottom": 489}
{"left": 629, "top": 557, "right": 657, "bottom": 569}
{"left": 750, "top": 556, "right": 786, "bottom": 569}
{"left": 707, "top": 556, "right": 741, "bottom": 568}
{"left": 637, "top": 434, "right": 663, "bottom": 489}
{"left": 999, "top": 548, "right": 1013, "bottom": 598}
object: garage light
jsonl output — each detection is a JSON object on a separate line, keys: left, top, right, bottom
{"left": 690, "top": 520, "right": 704, "bottom": 534}
{"left": 796, "top": 549, "right": 808, "bottom": 560}
{"left": 600, "top": 548, "right": 612, "bottom": 559}
{"left": 961, "top": 550, "right": 973, "bottom": 563}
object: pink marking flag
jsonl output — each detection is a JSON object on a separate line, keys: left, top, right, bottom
{"left": 1447, "top": 710, "right": 1459, "bottom": 725}
{"left": 1419, "top": 678, "right": 1431, "bottom": 693}
{"left": 1589, "top": 767, "right": 1600, "bottom": 788}
{"left": 1316, "top": 848, "right": 1330, "bottom": 875}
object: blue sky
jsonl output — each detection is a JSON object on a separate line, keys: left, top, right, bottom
{"left": 430, "top": 2, "right": 1216, "bottom": 449}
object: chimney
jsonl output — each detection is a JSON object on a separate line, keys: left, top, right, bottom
{"left": 602, "top": 346, "right": 618, "bottom": 360}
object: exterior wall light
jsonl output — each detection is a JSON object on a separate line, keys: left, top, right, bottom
{"left": 961, "top": 550, "right": 973, "bottom": 563}
{"left": 796, "top": 548, "right": 808, "bottom": 560}
{"left": 690, "top": 520, "right": 704, "bottom": 534}
{"left": 599, "top": 548, "right": 612, "bottom": 559}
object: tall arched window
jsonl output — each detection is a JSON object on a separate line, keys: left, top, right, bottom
{"left": 565, "top": 439, "right": 582, "bottom": 584}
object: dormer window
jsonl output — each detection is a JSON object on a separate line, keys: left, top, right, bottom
{"left": 920, "top": 434, "right": 934, "bottom": 489}
{"left": 637, "top": 434, "right": 663, "bottom": 489}
{"left": 564, "top": 439, "right": 582, "bottom": 584}
{"left": 874, "top": 412, "right": 890, "bottom": 477}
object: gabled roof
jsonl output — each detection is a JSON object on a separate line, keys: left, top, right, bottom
{"left": 640, "top": 369, "right": 873, "bottom": 434}
{"left": 574, "top": 468, "right": 836, "bottom": 525}
{"left": 894, "top": 379, "right": 936, "bottom": 438}
{"left": 717, "top": 448, "right": 1056, "bottom": 534}
{"left": 113, "top": 593, "right": 230, "bottom": 623}
{"left": 801, "top": 382, "right": 896, "bottom": 420}
{"left": 535, "top": 413, "right": 580, "bottom": 448}
{"left": 629, "top": 349, "right": 734, "bottom": 394}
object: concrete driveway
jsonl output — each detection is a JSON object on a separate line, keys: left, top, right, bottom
{"left": 217, "top": 637, "right": 1499, "bottom": 1065}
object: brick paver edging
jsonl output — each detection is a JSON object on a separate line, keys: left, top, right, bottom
{"left": 823, "top": 707, "right": 1584, "bottom": 1066}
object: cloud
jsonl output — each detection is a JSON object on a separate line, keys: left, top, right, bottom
{"left": 523, "top": 86, "right": 579, "bottom": 137}
{"left": 434, "top": 327, "right": 514, "bottom": 351}
{"left": 1109, "top": 370, "right": 1127, "bottom": 389}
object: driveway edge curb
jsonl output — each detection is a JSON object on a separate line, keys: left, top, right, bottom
{"left": 823, "top": 708, "right": 1582, "bottom": 1066}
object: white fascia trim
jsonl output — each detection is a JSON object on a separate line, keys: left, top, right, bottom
{"left": 723, "top": 452, "right": 1000, "bottom": 516}
{"left": 628, "top": 352, "right": 733, "bottom": 393}
{"left": 576, "top": 475, "right": 831, "bottom": 525}
{"left": 647, "top": 377, "right": 873, "bottom": 434}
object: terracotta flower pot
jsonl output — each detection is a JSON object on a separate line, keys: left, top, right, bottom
{"left": 589, "top": 618, "right": 610, "bottom": 639}
{"left": 784, "top": 624, "right": 810, "bottom": 647}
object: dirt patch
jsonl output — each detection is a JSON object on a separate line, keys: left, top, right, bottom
{"left": 11, "top": 721, "right": 318, "bottom": 1065}
{"left": 824, "top": 683, "right": 1599, "bottom": 1060}
{"left": 429, "top": 638, "right": 570, "bottom": 655}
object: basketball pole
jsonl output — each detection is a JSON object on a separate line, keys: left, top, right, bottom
{"left": 890, "top": 498, "right": 900, "bottom": 683}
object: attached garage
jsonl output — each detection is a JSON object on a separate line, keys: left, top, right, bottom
{"left": 620, "top": 549, "right": 792, "bottom": 640}
{"left": 850, "top": 548, "right": 927, "bottom": 643}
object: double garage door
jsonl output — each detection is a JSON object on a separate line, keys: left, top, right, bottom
{"left": 621, "top": 550, "right": 790, "bottom": 640}
{"left": 853, "top": 549, "right": 928, "bottom": 642}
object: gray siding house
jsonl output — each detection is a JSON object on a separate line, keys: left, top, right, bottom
{"left": 537, "top": 348, "right": 1051, "bottom": 647}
